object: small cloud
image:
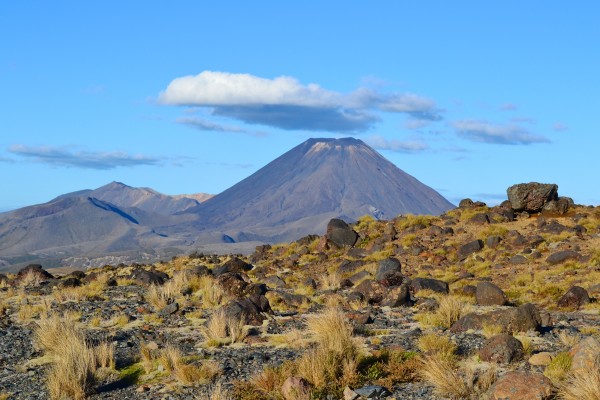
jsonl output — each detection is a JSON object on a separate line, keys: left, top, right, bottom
{"left": 500, "top": 103, "right": 518, "bottom": 111}
{"left": 553, "top": 123, "right": 568, "bottom": 132}
{"left": 366, "top": 135, "right": 429, "bottom": 153}
{"left": 453, "top": 120, "right": 550, "bottom": 145}
{"left": 159, "top": 71, "right": 442, "bottom": 133}
{"left": 8, "top": 145, "right": 162, "bottom": 170}
{"left": 0, "top": 156, "right": 14, "bottom": 163}
{"left": 176, "top": 116, "right": 267, "bottom": 137}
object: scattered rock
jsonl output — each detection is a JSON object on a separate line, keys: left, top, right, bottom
{"left": 381, "top": 284, "right": 413, "bottom": 307}
{"left": 353, "top": 385, "right": 392, "bottom": 398}
{"left": 507, "top": 182, "right": 558, "bottom": 213}
{"left": 281, "top": 376, "right": 312, "bottom": 400}
{"left": 476, "top": 282, "right": 508, "bottom": 306}
{"left": 326, "top": 218, "right": 358, "bottom": 247}
{"left": 568, "top": 336, "right": 600, "bottom": 375}
{"left": 479, "top": 334, "right": 524, "bottom": 364}
{"left": 528, "top": 352, "right": 552, "bottom": 366}
{"left": 410, "top": 277, "right": 449, "bottom": 294}
{"left": 488, "top": 371, "right": 553, "bottom": 400}
{"left": 546, "top": 250, "right": 580, "bottom": 265}
{"left": 457, "top": 240, "right": 483, "bottom": 260}
{"left": 16, "top": 264, "right": 54, "bottom": 281}
{"left": 213, "top": 257, "right": 253, "bottom": 276}
{"left": 375, "top": 258, "right": 403, "bottom": 286}
{"left": 159, "top": 301, "right": 179, "bottom": 316}
{"left": 129, "top": 268, "right": 167, "bottom": 286}
{"left": 557, "top": 286, "right": 590, "bottom": 310}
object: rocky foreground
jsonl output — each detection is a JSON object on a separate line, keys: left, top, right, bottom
{"left": 0, "top": 183, "right": 600, "bottom": 399}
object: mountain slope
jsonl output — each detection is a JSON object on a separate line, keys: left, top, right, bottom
{"left": 189, "top": 138, "right": 454, "bottom": 241}
{"left": 56, "top": 182, "right": 212, "bottom": 215}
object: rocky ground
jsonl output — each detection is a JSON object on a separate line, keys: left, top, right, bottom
{"left": 0, "top": 183, "right": 600, "bottom": 399}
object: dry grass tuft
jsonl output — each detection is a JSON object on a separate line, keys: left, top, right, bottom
{"left": 558, "top": 331, "right": 581, "bottom": 348}
{"left": 417, "top": 296, "right": 470, "bottom": 329}
{"left": 417, "top": 333, "right": 457, "bottom": 361}
{"left": 545, "top": 352, "right": 573, "bottom": 384}
{"left": 558, "top": 357, "right": 600, "bottom": 400}
{"left": 202, "top": 309, "right": 248, "bottom": 346}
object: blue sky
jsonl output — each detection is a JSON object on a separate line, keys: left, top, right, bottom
{"left": 1, "top": 1, "right": 598, "bottom": 212}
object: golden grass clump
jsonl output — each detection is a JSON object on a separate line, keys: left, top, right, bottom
{"left": 558, "top": 356, "right": 600, "bottom": 400}
{"left": 417, "top": 295, "right": 470, "bottom": 329}
{"left": 159, "top": 344, "right": 220, "bottom": 385}
{"left": 544, "top": 351, "right": 572, "bottom": 384}
{"left": 202, "top": 309, "right": 248, "bottom": 346}
{"left": 417, "top": 333, "right": 457, "bottom": 361}
{"left": 35, "top": 313, "right": 115, "bottom": 399}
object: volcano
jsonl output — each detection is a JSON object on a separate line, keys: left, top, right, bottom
{"left": 188, "top": 137, "right": 454, "bottom": 242}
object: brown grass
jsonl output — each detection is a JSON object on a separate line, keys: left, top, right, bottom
{"left": 558, "top": 357, "right": 600, "bottom": 400}
{"left": 417, "top": 333, "right": 457, "bottom": 361}
{"left": 203, "top": 309, "right": 248, "bottom": 346}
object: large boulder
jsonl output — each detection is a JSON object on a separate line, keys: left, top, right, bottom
{"left": 374, "top": 258, "right": 404, "bottom": 286}
{"left": 479, "top": 334, "right": 524, "bottom": 364}
{"left": 129, "top": 269, "right": 168, "bottom": 286}
{"left": 381, "top": 284, "right": 413, "bottom": 307}
{"left": 546, "top": 250, "right": 580, "bottom": 265}
{"left": 476, "top": 282, "right": 508, "bottom": 306}
{"left": 507, "top": 183, "right": 558, "bottom": 213}
{"left": 326, "top": 219, "right": 358, "bottom": 248}
{"left": 542, "top": 197, "right": 572, "bottom": 215}
{"left": 457, "top": 240, "right": 483, "bottom": 260}
{"left": 488, "top": 371, "right": 553, "bottom": 400}
{"left": 353, "top": 280, "right": 387, "bottom": 304}
{"left": 213, "top": 257, "right": 253, "bottom": 276}
{"left": 221, "top": 294, "right": 272, "bottom": 326}
{"left": 410, "top": 277, "right": 449, "bottom": 294}
{"left": 568, "top": 336, "right": 600, "bottom": 376}
{"left": 16, "top": 264, "right": 54, "bottom": 281}
{"left": 451, "top": 303, "right": 542, "bottom": 334}
{"left": 557, "top": 286, "right": 590, "bottom": 310}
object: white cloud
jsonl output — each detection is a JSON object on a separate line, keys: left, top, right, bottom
{"left": 159, "top": 71, "right": 442, "bottom": 132}
{"left": 8, "top": 145, "right": 162, "bottom": 169}
{"left": 366, "top": 135, "right": 429, "bottom": 153}
{"left": 160, "top": 71, "right": 341, "bottom": 108}
{"left": 453, "top": 120, "right": 550, "bottom": 145}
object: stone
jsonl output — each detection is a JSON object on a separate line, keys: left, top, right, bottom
{"left": 326, "top": 218, "right": 358, "bottom": 247}
{"left": 457, "top": 240, "right": 483, "bottom": 260}
{"left": 16, "top": 264, "right": 54, "bottom": 281}
{"left": 344, "top": 386, "right": 359, "bottom": 400}
{"left": 159, "top": 301, "right": 179, "bottom": 316}
{"left": 528, "top": 352, "right": 552, "bottom": 366}
{"left": 469, "top": 213, "right": 490, "bottom": 225}
{"left": 461, "top": 285, "right": 477, "bottom": 297}
{"left": 222, "top": 294, "right": 272, "bottom": 326}
{"left": 410, "top": 277, "right": 449, "bottom": 294}
{"left": 353, "top": 385, "right": 392, "bottom": 398}
{"left": 281, "top": 376, "right": 312, "bottom": 400}
{"left": 488, "top": 371, "right": 553, "bottom": 400}
{"left": 451, "top": 303, "right": 541, "bottom": 334}
{"left": 507, "top": 182, "right": 558, "bottom": 213}
{"left": 381, "top": 284, "right": 413, "bottom": 307}
{"left": 486, "top": 236, "right": 502, "bottom": 248}
{"left": 557, "top": 286, "right": 590, "bottom": 310}
{"left": 215, "top": 272, "right": 250, "bottom": 298}
{"left": 353, "top": 280, "right": 387, "bottom": 304}
{"left": 129, "top": 269, "right": 167, "bottom": 286}
{"left": 59, "top": 277, "right": 82, "bottom": 288}
{"left": 542, "top": 197, "right": 571, "bottom": 215}
{"left": 479, "top": 334, "right": 524, "bottom": 364}
{"left": 264, "top": 275, "right": 286, "bottom": 288}
{"left": 546, "top": 250, "right": 580, "bottom": 265}
{"left": 568, "top": 336, "right": 600, "bottom": 375}
{"left": 476, "top": 282, "right": 508, "bottom": 306}
{"left": 509, "top": 255, "right": 528, "bottom": 264}
{"left": 375, "top": 258, "right": 404, "bottom": 286}
{"left": 213, "top": 257, "right": 253, "bottom": 276}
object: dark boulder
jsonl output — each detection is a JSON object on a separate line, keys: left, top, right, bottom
{"left": 16, "top": 264, "right": 54, "bottom": 281}
{"left": 507, "top": 183, "right": 558, "bottom": 213}
{"left": 410, "top": 277, "right": 449, "bottom": 294}
{"left": 557, "top": 286, "right": 590, "bottom": 310}
{"left": 129, "top": 269, "right": 168, "bottom": 286}
{"left": 325, "top": 218, "right": 358, "bottom": 247}
{"left": 542, "top": 197, "right": 571, "bottom": 215}
{"left": 381, "top": 284, "right": 413, "bottom": 307}
{"left": 353, "top": 280, "right": 387, "bottom": 304}
{"left": 222, "top": 294, "right": 271, "bottom": 326}
{"left": 375, "top": 258, "right": 403, "bottom": 286}
{"left": 546, "top": 250, "right": 580, "bottom": 265}
{"left": 215, "top": 272, "right": 250, "bottom": 298}
{"left": 479, "top": 334, "right": 524, "bottom": 364}
{"left": 476, "top": 282, "right": 508, "bottom": 306}
{"left": 213, "top": 257, "right": 253, "bottom": 276}
{"left": 59, "top": 277, "right": 82, "bottom": 288}
{"left": 457, "top": 240, "right": 483, "bottom": 260}
{"left": 451, "top": 303, "right": 541, "bottom": 334}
